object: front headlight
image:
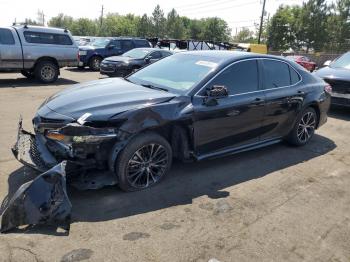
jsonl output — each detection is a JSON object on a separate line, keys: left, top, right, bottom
{"left": 79, "top": 50, "right": 87, "bottom": 56}
{"left": 46, "top": 130, "right": 117, "bottom": 144}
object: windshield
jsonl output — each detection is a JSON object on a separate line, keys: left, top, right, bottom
{"left": 330, "top": 52, "right": 350, "bottom": 69}
{"left": 122, "top": 49, "right": 152, "bottom": 59}
{"left": 91, "top": 38, "right": 110, "bottom": 48}
{"left": 127, "top": 54, "right": 219, "bottom": 94}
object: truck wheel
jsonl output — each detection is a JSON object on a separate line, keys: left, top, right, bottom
{"left": 21, "top": 70, "right": 35, "bottom": 79}
{"left": 115, "top": 132, "right": 173, "bottom": 192}
{"left": 35, "top": 61, "right": 59, "bottom": 83}
{"left": 89, "top": 56, "right": 102, "bottom": 71}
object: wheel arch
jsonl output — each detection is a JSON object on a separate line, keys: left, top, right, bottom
{"left": 306, "top": 102, "right": 321, "bottom": 128}
{"left": 33, "top": 56, "right": 60, "bottom": 74}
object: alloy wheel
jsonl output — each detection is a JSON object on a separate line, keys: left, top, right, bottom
{"left": 126, "top": 143, "right": 169, "bottom": 189}
{"left": 297, "top": 111, "right": 316, "bottom": 143}
{"left": 41, "top": 65, "right": 55, "bottom": 81}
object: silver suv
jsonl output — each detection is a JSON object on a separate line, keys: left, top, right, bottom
{"left": 0, "top": 25, "right": 78, "bottom": 83}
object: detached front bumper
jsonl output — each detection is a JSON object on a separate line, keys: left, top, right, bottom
{"left": 12, "top": 120, "right": 58, "bottom": 172}
{"left": 331, "top": 92, "right": 350, "bottom": 107}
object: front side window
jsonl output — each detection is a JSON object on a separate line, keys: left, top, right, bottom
{"left": 149, "top": 51, "right": 162, "bottom": 59}
{"left": 24, "top": 31, "right": 72, "bottom": 45}
{"left": 0, "top": 28, "right": 15, "bottom": 45}
{"left": 262, "top": 60, "right": 290, "bottom": 89}
{"left": 122, "top": 40, "right": 134, "bottom": 50}
{"left": 92, "top": 38, "right": 111, "bottom": 48}
{"left": 109, "top": 40, "right": 121, "bottom": 49}
{"left": 208, "top": 60, "right": 259, "bottom": 95}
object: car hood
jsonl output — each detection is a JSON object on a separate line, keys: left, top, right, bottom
{"left": 43, "top": 78, "right": 176, "bottom": 121}
{"left": 104, "top": 56, "right": 139, "bottom": 63}
{"left": 314, "top": 66, "right": 350, "bottom": 81}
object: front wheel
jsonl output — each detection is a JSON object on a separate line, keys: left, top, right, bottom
{"left": 115, "top": 132, "right": 173, "bottom": 192}
{"left": 89, "top": 56, "right": 102, "bottom": 71}
{"left": 286, "top": 107, "right": 318, "bottom": 146}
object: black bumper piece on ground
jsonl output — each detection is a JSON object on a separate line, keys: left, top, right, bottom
{"left": 0, "top": 161, "right": 72, "bottom": 233}
{"left": 331, "top": 92, "right": 350, "bottom": 107}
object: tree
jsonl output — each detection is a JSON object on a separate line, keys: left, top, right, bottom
{"left": 48, "top": 13, "right": 73, "bottom": 29}
{"left": 137, "top": 14, "right": 152, "bottom": 37}
{"left": 70, "top": 18, "right": 97, "bottom": 36}
{"left": 151, "top": 5, "right": 166, "bottom": 37}
{"left": 166, "top": 9, "right": 185, "bottom": 38}
{"left": 233, "top": 28, "right": 255, "bottom": 43}
{"left": 202, "top": 17, "right": 231, "bottom": 42}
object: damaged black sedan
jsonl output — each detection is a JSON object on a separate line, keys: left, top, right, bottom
{"left": 13, "top": 51, "right": 331, "bottom": 192}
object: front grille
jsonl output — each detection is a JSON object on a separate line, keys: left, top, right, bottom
{"left": 324, "top": 78, "right": 350, "bottom": 94}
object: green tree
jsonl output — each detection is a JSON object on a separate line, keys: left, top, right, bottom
{"left": 151, "top": 5, "right": 166, "bottom": 37}
{"left": 70, "top": 18, "right": 98, "bottom": 36}
{"left": 201, "top": 17, "right": 231, "bottom": 42}
{"left": 233, "top": 28, "right": 255, "bottom": 43}
{"left": 137, "top": 14, "right": 152, "bottom": 37}
{"left": 48, "top": 13, "right": 73, "bottom": 29}
{"left": 166, "top": 9, "right": 185, "bottom": 38}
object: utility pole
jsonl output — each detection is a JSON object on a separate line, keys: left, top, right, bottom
{"left": 100, "top": 5, "right": 104, "bottom": 27}
{"left": 258, "top": 0, "right": 266, "bottom": 44}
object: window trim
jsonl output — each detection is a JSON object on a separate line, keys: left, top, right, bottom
{"left": 194, "top": 57, "right": 302, "bottom": 98}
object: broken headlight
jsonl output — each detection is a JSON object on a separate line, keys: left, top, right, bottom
{"left": 46, "top": 129, "right": 117, "bottom": 144}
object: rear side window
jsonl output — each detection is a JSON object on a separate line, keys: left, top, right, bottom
{"left": 161, "top": 51, "right": 172, "bottom": 57}
{"left": 0, "top": 28, "right": 15, "bottom": 45}
{"left": 262, "top": 60, "right": 290, "bottom": 89}
{"left": 209, "top": 60, "right": 259, "bottom": 95}
{"left": 149, "top": 51, "right": 162, "bottom": 59}
{"left": 134, "top": 39, "right": 150, "bottom": 47}
{"left": 121, "top": 40, "right": 134, "bottom": 50}
{"left": 290, "top": 67, "right": 301, "bottom": 84}
{"left": 24, "top": 31, "right": 73, "bottom": 45}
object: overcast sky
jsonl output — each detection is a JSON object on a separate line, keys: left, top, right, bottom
{"left": 0, "top": 0, "right": 330, "bottom": 34}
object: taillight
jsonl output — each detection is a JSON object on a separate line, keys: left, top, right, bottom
{"left": 325, "top": 84, "right": 332, "bottom": 93}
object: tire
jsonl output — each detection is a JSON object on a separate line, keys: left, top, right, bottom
{"left": 115, "top": 132, "right": 173, "bottom": 192}
{"left": 89, "top": 56, "right": 102, "bottom": 71}
{"left": 21, "top": 70, "right": 35, "bottom": 79}
{"left": 34, "top": 61, "right": 59, "bottom": 83}
{"left": 286, "top": 107, "right": 318, "bottom": 146}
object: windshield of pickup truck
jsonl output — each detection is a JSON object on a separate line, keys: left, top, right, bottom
{"left": 91, "top": 38, "right": 110, "bottom": 48}
{"left": 330, "top": 52, "right": 350, "bottom": 69}
{"left": 122, "top": 49, "right": 151, "bottom": 59}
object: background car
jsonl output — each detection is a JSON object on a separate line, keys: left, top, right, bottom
{"left": 100, "top": 48, "right": 173, "bottom": 77}
{"left": 78, "top": 37, "right": 151, "bottom": 71}
{"left": 286, "top": 55, "right": 317, "bottom": 72}
{"left": 314, "top": 51, "right": 350, "bottom": 107}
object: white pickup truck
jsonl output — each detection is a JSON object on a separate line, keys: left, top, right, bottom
{"left": 0, "top": 25, "right": 78, "bottom": 83}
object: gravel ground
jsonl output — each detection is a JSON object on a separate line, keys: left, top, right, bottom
{"left": 0, "top": 69, "right": 349, "bottom": 262}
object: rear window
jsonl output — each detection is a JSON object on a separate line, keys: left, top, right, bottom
{"left": 0, "top": 28, "right": 15, "bottom": 45}
{"left": 290, "top": 67, "right": 301, "bottom": 84}
{"left": 24, "top": 31, "right": 73, "bottom": 45}
{"left": 262, "top": 60, "right": 291, "bottom": 89}
{"left": 134, "top": 39, "right": 151, "bottom": 48}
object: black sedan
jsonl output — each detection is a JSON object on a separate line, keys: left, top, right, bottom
{"left": 100, "top": 48, "right": 173, "bottom": 77}
{"left": 314, "top": 52, "right": 350, "bottom": 107}
{"left": 14, "top": 51, "right": 330, "bottom": 192}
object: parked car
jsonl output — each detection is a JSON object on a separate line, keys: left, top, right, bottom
{"left": 314, "top": 52, "right": 350, "bottom": 107}
{"left": 12, "top": 51, "right": 331, "bottom": 195}
{"left": 100, "top": 48, "right": 173, "bottom": 77}
{"left": 78, "top": 37, "right": 151, "bottom": 71}
{"left": 0, "top": 25, "right": 78, "bottom": 83}
{"left": 286, "top": 55, "right": 317, "bottom": 72}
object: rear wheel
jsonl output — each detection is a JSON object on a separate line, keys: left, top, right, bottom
{"left": 89, "top": 56, "right": 102, "bottom": 71}
{"left": 34, "top": 61, "right": 59, "bottom": 83}
{"left": 287, "top": 107, "right": 318, "bottom": 146}
{"left": 115, "top": 132, "right": 173, "bottom": 192}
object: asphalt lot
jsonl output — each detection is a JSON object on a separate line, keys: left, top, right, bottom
{"left": 0, "top": 69, "right": 349, "bottom": 262}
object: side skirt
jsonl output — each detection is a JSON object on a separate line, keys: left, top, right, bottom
{"left": 195, "top": 138, "right": 283, "bottom": 161}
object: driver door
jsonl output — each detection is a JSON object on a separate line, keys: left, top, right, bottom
{"left": 107, "top": 40, "right": 123, "bottom": 56}
{"left": 192, "top": 59, "right": 266, "bottom": 155}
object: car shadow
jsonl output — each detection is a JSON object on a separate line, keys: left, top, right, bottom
{"left": 0, "top": 134, "right": 336, "bottom": 235}
{"left": 329, "top": 106, "right": 350, "bottom": 121}
{"left": 0, "top": 76, "right": 78, "bottom": 88}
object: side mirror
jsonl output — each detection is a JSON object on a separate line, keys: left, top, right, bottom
{"left": 206, "top": 85, "right": 229, "bottom": 98}
{"left": 145, "top": 57, "right": 151, "bottom": 62}
{"left": 323, "top": 60, "right": 331, "bottom": 67}
{"left": 203, "top": 85, "right": 228, "bottom": 106}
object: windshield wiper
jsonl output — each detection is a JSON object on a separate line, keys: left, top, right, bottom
{"left": 140, "top": 84, "right": 168, "bottom": 92}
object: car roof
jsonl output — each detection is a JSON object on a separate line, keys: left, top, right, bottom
{"left": 12, "top": 25, "right": 71, "bottom": 34}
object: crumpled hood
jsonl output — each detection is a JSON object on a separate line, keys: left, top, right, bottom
{"left": 44, "top": 78, "right": 176, "bottom": 121}
{"left": 314, "top": 66, "right": 350, "bottom": 81}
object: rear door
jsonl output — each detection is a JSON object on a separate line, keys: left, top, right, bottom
{"left": 260, "top": 59, "right": 304, "bottom": 140}
{"left": 0, "top": 28, "right": 22, "bottom": 69}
